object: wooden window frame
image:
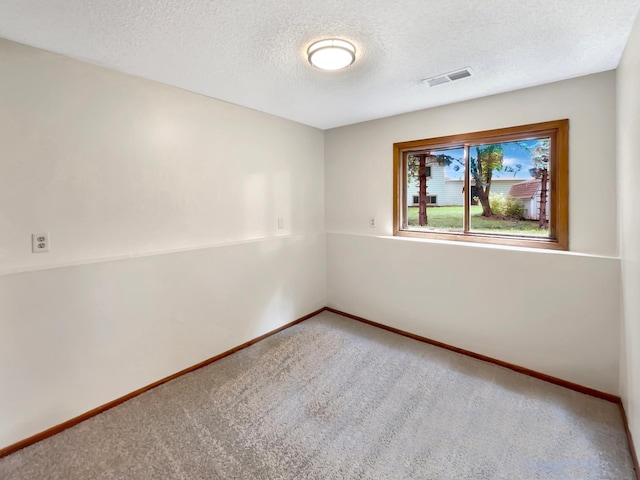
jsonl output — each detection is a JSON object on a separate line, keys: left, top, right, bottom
{"left": 393, "top": 119, "right": 569, "bottom": 250}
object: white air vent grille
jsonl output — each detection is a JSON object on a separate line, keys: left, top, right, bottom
{"left": 423, "top": 68, "right": 473, "bottom": 87}
{"left": 427, "top": 76, "right": 450, "bottom": 87}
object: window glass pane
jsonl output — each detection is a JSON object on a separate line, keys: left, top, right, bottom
{"left": 406, "top": 147, "right": 464, "bottom": 232}
{"left": 469, "top": 139, "right": 550, "bottom": 237}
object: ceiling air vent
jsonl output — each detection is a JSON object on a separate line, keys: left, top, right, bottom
{"left": 423, "top": 68, "right": 473, "bottom": 87}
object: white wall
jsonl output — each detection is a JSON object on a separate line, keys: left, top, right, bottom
{"left": 0, "top": 39, "right": 326, "bottom": 449}
{"left": 325, "top": 72, "right": 620, "bottom": 393}
{"left": 618, "top": 10, "right": 640, "bottom": 462}
{"left": 0, "top": 40, "right": 325, "bottom": 274}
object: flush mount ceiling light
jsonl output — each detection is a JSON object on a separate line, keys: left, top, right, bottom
{"left": 307, "top": 39, "right": 356, "bottom": 71}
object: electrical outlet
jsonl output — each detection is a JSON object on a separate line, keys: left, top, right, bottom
{"left": 32, "top": 233, "right": 50, "bottom": 253}
{"left": 277, "top": 217, "right": 284, "bottom": 229}
{"left": 369, "top": 217, "right": 376, "bottom": 228}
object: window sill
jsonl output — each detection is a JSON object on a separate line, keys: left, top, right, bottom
{"left": 395, "top": 229, "right": 567, "bottom": 251}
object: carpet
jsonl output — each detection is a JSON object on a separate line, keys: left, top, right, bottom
{"left": 0, "top": 311, "right": 635, "bottom": 479}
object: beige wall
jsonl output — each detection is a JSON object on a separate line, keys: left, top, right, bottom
{"left": 0, "top": 39, "right": 326, "bottom": 449}
{"left": 325, "top": 72, "right": 620, "bottom": 394}
{"left": 618, "top": 10, "right": 640, "bottom": 462}
{"left": 0, "top": 40, "right": 325, "bottom": 274}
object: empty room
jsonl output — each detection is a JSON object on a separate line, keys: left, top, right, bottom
{"left": 2, "top": 1, "right": 640, "bottom": 478}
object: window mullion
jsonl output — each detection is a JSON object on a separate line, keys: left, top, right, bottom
{"left": 463, "top": 144, "right": 470, "bottom": 233}
{"left": 401, "top": 151, "right": 408, "bottom": 229}
{"left": 548, "top": 133, "right": 557, "bottom": 240}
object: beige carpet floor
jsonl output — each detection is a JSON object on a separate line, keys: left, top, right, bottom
{"left": 0, "top": 311, "right": 635, "bottom": 479}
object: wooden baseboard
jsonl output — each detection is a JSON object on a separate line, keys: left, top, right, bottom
{"left": 0, "top": 307, "right": 326, "bottom": 459}
{"left": 327, "top": 307, "right": 640, "bottom": 476}
{"left": 4, "top": 304, "right": 636, "bottom": 478}
{"left": 327, "top": 307, "right": 640, "bottom": 477}
{"left": 325, "top": 307, "right": 619, "bottom": 403}
{"left": 619, "top": 401, "right": 640, "bottom": 480}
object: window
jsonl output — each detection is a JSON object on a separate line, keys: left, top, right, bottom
{"left": 412, "top": 195, "right": 437, "bottom": 205}
{"left": 393, "top": 120, "right": 568, "bottom": 250}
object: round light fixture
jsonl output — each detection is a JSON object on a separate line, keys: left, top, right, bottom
{"left": 307, "top": 39, "right": 356, "bottom": 71}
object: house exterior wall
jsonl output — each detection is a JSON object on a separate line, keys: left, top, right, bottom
{"left": 443, "top": 180, "right": 464, "bottom": 205}
{"left": 520, "top": 183, "right": 550, "bottom": 220}
{"left": 407, "top": 163, "right": 446, "bottom": 205}
{"left": 523, "top": 197, "right": 537, "bottom": 220}
{"left": 441, "top": 179, "right": 522, "bottom": 206}
{"left": 490, "top": 180, "right": 522, "bottom": 197}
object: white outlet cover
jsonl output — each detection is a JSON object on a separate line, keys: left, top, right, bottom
{"left": 32, "top": 233, "right": 50, "bottom": 253}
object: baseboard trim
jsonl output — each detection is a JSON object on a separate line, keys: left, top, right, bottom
{"left": 619, "top": 401, "right": 640, "bottom": 480}
{"left": 327, "top": 307, "right": 640, "bottom": 476}
{"left": 3, "top": 305, "right": 633, "bottom": 473}
{"left": 325, "top": 307, "right": 620, "bottom": 403}
{"left": 0, "top": 307, "right": 326, "bottom": 459}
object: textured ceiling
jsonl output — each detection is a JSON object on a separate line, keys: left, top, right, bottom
{"left": 1, "top": 0, "right": 639, "bottom": 129}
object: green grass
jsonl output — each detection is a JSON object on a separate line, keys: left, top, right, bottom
{"left": 407, "top": 206, "right": 548, "bottom": 236}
